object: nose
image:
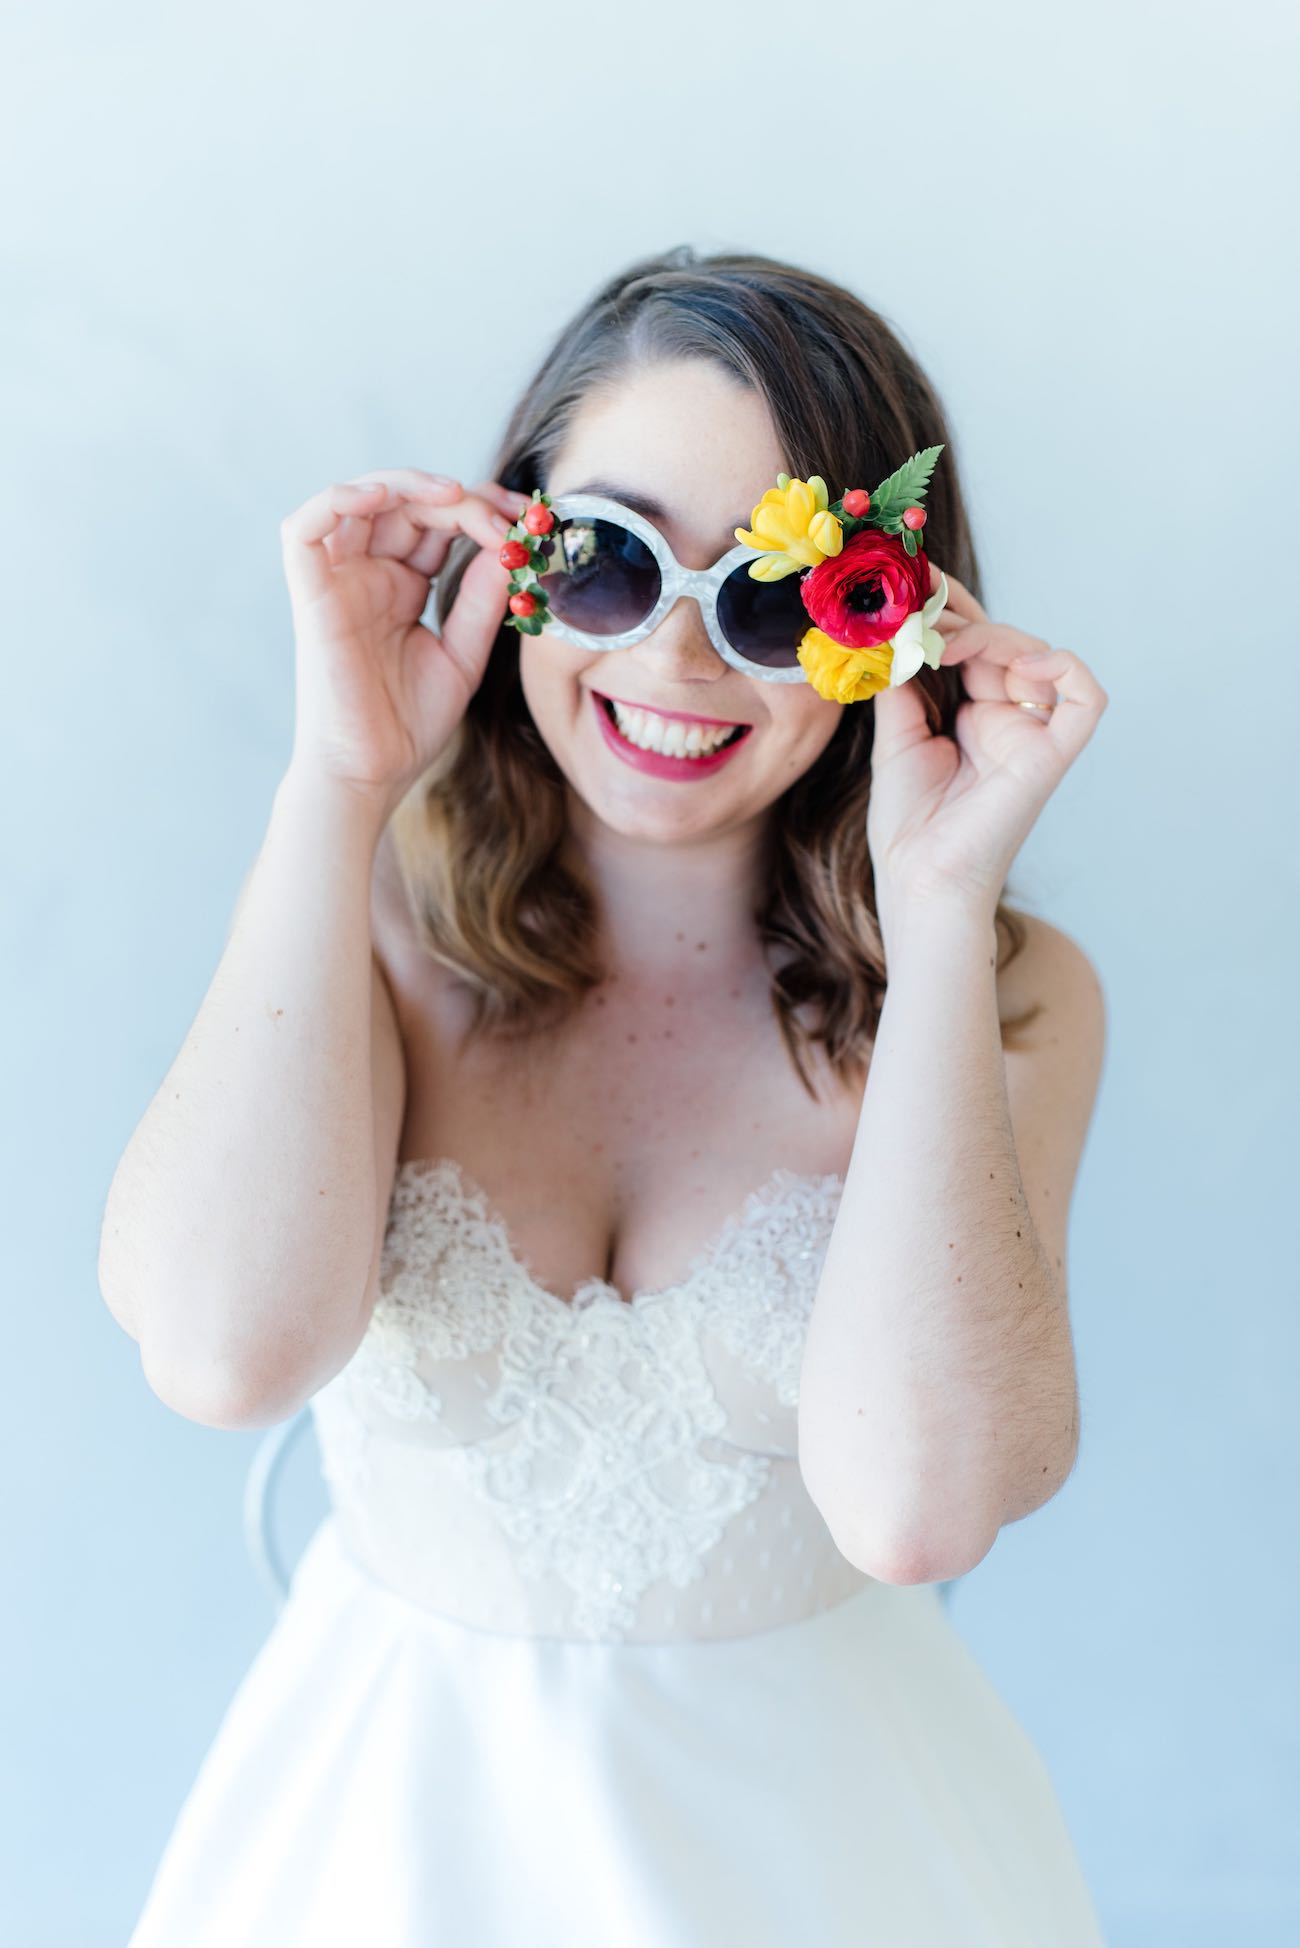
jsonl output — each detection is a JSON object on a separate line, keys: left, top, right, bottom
{"left": 629, "top": 591, "right": 730, "bottom": 688}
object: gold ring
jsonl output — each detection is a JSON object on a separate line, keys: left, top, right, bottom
{"left": 1015, "top": 698, "right": 1055, "bottom": 713}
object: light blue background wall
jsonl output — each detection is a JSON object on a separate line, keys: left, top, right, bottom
{"left": 3, "top": 3, "right": 1295, "bottom": 1941}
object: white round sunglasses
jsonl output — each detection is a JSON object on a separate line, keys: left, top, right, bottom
{"left": 527, "top": 493, "right": 812, "bottom": 684}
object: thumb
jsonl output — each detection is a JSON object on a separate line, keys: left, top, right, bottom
{"left": 438, "top": 541, "right": 515, "bottom": 686}
{"left": 869, "top": 675, "right": 932, "bottom": 769}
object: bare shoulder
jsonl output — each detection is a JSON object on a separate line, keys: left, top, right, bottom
{"left": 997, "top": 909, "right": 1104, "bottom": 1035}
{"left": 995, "top": 912, "right": 1109, "bottom": 1291}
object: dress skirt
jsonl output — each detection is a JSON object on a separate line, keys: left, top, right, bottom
{"left": 127, "top": 1512, "right": 1108, "bottom": 1946}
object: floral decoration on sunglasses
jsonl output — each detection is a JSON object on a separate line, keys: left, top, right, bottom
{"left": 498, "top": 443, "right": 950, "bottom": 704}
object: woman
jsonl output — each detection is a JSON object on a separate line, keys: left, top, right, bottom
{"left": 106, "top": 245, "right": 1111, "bottom": 1944}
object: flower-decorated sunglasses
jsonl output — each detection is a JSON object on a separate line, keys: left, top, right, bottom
{"left": 500, "top": 449, "right": 952, "bottom": 704}
{"left": 501, "top": 492, "right": 811, "bottom": 683}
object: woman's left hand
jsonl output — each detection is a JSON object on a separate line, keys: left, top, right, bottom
{"left": 866, "top": 561, "right": 1108, "bottom": 932}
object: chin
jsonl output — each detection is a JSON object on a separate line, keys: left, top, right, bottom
{"left": 569, "top": 769, "right": 748, "bottom": 845}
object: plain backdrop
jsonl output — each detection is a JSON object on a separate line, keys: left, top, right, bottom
{"left": 2, "top": 3, "right": 1296, "bottom": 1942}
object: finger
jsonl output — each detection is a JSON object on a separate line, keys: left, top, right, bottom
{"left": 376, "top": 479, "right": 534, "bottom": 576}
{"left": 389, "top": 489, "right": 513, "bottom": 552}
{"left": 938, "top": 623, "right": 1063, "bottom": 707}
{"left": 401, "top": 478, "right": 530, "bottom": 578}
{"left": 471, "top": 478, "right": 533, "bottom": 522}
{"left": 285, "top": 472, "right": 464, "bottom": 594}
{"left": 1006, "top": 648, "right": 1110, "bottom": 765}
{"left": 405, "top": 524, "right": 457, "bottom": 580}
{"left": 321, "top": 511, "right": 378, "bottom": 566}
{"left": 930, "top": 562, "right": 989, "bottom": 625}
{"left": 962, "top": 649, "right": 1058, "bottom": 706}
{"left": 349, "top": 467, "right": 464, "bottom": 499}
{"left": 281, "top": 480, "right": 402, "bottom": 607}
{"left": 925, "top": 620, "right": 1061, "bottom": 707}
{"left": 368, "top": 488, "right": 514, "bottom": 582}
{"left": 332, "top": 468, "right": 472, "bottom": 561}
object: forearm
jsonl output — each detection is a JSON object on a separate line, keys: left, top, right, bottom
{"left": 98, "top": 766, "right": 388, "bottom": 1415}
{"left": 797, "top": 900, "right": 1078, "bottom": 1581}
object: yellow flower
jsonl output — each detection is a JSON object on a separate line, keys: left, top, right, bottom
{"left": 796, "top": 628, "right": 894, "bottom": 703}
{"left": 734, "top": 474, "right": 843, "bottom": 580}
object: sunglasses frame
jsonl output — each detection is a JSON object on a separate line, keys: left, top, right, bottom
{"left": 531, "top": 493, "right": 810, "bottom": 684}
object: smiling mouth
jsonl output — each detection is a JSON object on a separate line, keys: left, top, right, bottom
{"left": 593, "top": 691, "right": 751, "bottom": 758}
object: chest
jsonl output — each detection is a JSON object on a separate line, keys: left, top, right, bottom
{"left": 387, "top": 956, "right": 864, "bottom": 1308}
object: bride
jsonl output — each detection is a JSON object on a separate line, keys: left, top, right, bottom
{"left": 103, "top": 244, "right": 1111, "bottom": 1945}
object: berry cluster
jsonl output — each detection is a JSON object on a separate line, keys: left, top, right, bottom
{"left": 499, "top": 490, "right": 557, "bottom": 637}
{"left": 833, "top": 484, "right": 928, "bottom": 554}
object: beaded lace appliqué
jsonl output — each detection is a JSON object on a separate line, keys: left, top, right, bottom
{"left": 319, "top": 1157, "right": 844, "bottom": 1638}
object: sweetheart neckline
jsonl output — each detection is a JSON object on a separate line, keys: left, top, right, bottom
{"left": 390, "top": 1154, "right": 847, "bottom": 1315}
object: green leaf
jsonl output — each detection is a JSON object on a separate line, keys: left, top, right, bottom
{"left": 867, "top": 444, "right": 945, "bottom": 529}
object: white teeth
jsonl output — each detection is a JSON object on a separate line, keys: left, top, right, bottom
{"left": 608, "top": 699, "right": 739, "bottom": 758}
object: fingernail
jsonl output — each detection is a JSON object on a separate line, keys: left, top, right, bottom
{"left": 1014, "top": 648, "right": 1049, "bottom": 661}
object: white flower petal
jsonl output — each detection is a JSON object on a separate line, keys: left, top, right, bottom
{"left": 921, "top": 572, "right": 949, "bottom": 625}
{"left": 888, "top": 614, "right": 926, "bottom": 686}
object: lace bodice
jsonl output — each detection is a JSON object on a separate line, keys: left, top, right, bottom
{"left": 310, "top": 1156, "right": 874, "bottom": 1644}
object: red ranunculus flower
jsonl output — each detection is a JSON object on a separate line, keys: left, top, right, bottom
{"left": 800, "top": 527, "right": 930, "bottom": 650}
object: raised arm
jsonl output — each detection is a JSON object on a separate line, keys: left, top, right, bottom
{"left": 97, "top": 466, "right": 528, "bottom": 1427}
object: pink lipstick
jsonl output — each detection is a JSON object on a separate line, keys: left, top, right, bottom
{"left": 590, "top": 689, "right": 752, "bottom": 781}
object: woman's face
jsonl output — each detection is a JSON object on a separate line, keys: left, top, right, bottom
{"left": 518, "top": 359, "right": 843, "bottom": 848}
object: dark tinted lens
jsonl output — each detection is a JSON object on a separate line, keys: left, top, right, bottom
{"left": 535, "top": 517, "right": 661, "bottom": 637}
{"left": 716, "top": 564, "right": 810, "bottom": 668}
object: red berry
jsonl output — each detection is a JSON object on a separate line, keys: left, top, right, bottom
{"left": 499, "top": 539, "right": 530, "bottom": 569}
{"left": 902, "top": 506, "right": 926, "bottom": 530}
{"left": 523, "top": 502, "right": 554, "bottom": 535}
{"left": 842, "top": 489, "right": 871, "bottom": 517}
{"left": 508, "top": 591, "right": 537, "bottom": 617}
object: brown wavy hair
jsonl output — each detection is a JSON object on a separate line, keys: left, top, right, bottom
{"left": 389, "top": 244, "right": 1043, "bottom": 1101}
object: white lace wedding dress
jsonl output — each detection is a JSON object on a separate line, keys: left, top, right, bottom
{"left": 128, "top": 1156, "right": 1108, "bottom": 1946}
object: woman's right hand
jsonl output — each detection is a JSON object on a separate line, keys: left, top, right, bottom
{"left": 278, "top": 467, "right": 530, "bottom": 813}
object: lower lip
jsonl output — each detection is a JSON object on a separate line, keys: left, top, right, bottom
{"left": 591, "top": 691, "right": 752, "bottom": 780}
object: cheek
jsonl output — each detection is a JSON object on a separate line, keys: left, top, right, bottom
{"left": 518, "top": 638, "right": 567, "bottom": 721}
{"left": 518, "top": 640, "right": 593, "bottom": 753}
{"left": 771, "top": 692, "right": 842, "bottom": 764}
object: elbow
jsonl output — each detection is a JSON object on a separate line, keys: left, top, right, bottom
{"left": 831, "top": 1518, "right": 999, "bottom": 1587}
{"left": 803, "top": 1470, "right": 999, "bottom": 1586}
{"left": 138, "top": 1334, "right": 308, "bottom": 1431}
{"left": 138, "top": 1338, "right": 265, "bottom": 1429}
